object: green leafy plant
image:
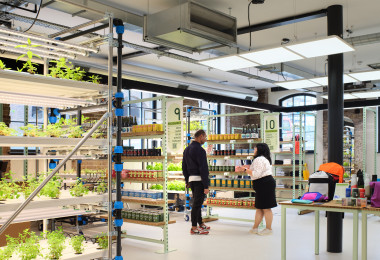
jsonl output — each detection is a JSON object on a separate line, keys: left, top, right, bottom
{"left": 167, "top": 162, "right": 182, "bottom": 171}
{"left": 21, "top": 175, "right": 39, "bottom": 199}
{"left": 0, "top": 171, "right": 22, "bottom": 200}
{"left": 45, "top": 121, "right": 65, "bottom": 137}
{"left": 0, "top": 235, "right": 18, "bottom": 260}
{"left": 70, "top": 235, "right": 85, "bottom": 254}
{"left": 167, "top": 180, "right": 186, "bottom": 191}
{"left": 45, "top": 227, "right": 66, "bottom": 259}
{"left": 49, "top": 58, "right": 86, "bottom": 81}
{"left": 20, "top": 124, "right": 44, "bottom": 137}
{"left": 0, "top": 122, "right": 16, "bottom": 136}
{"left": 96, "top": 180, "right": 107, "bottom": 194}
{"left": 15, "top": 38, "right": 41, "bottom": 74}
{"left": 0, "top": 59, "right": 10, "bottom": 70}
{"left": 153, "top": 163, "right": 163, "bottom": 170}
{"left": 149, "top": 184, "right": 163, "bottom": 190}
{"left": 70, "top": 180, "right": 89, "bottom": 197}
{"left": 17, "top": 229, "right": 41, "bottom": 260}
{"left": 88, "top": 74, "right": 102, "bottom": 84}
{"left": 40, "top": 176, "right": 62, "bottom": 199}
{"left": 96, "top": 233, "right": 108, "bottom": 249}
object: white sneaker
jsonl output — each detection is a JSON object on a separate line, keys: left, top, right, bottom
{"left": 249, "top": 228, "right": 259, "bottom": 234}
{"left": 258, "top": 229, "right": 272, "bottom": 236}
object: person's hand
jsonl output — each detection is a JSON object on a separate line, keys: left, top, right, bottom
{"left": 186, "top": 183, "right": 191, "bottom": 189}
{"left": 236, "top": 166, "right": 245, "bottom": 172}
{"left": 204, "top": 189, "right": 209, "bottom": 195}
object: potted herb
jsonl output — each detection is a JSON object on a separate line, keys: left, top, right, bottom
{"left": 49, "top": 58, "right": 67, "bottom": 78}
{"left": 15, "top": 38, "right": 41, "bottom": 74}
{"left": 46, "top": 123, "right": 65, "bottom": 138}
{"left": 40, "top": 176, "right": 61, "bottom": 199}
{"left": 70, "top": 179, "right": 89, "bottom": 197}
{"left": 45, "top": 227, "right": 66, "bottom": 259}
{"left": 88, "top": 75, "right": 102, "bottom": 84}
{"left": 18, "top": 229, "right": 41, "bottom": 260}
{"left": 0, "top": 122, "right": 16, "bottom": 136}
{"left": 96, "top": 180, "right": 107, "bottom": 194}
{"left": 70, "top": 235, "right": 85, "bottom": 254}
{"left": 96, "top": 233, "right": 108, "bottom": 250}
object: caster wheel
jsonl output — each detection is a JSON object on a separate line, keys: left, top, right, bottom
{"left": 184, "top": 215, "right": 190, "bottom": 222}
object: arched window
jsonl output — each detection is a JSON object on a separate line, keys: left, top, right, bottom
{"left": 279, "top": 94, "right": 317, "bottom": 151}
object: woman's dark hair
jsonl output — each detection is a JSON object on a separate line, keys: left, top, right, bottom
{"left": 254, "top": 143, "right": 272, "bottom": 164}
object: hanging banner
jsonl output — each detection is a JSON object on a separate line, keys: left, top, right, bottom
{"left": 263, "top": 114, "right": 280, "bottom": 153}
{"left": 166, "top": 99, "right": 183, "bottom": 155}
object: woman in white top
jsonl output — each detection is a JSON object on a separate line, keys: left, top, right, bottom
{"left": 237, "top": 143, "right": 277, "bottom": 235}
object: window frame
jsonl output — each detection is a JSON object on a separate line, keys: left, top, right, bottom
{"left": 279, "top": 94, "right": 316, "bottom": 153}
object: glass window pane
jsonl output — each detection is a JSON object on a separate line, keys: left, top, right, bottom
{"left": 10, "top": 104, "right": 25, "bottom": 122}
{"left": 293, "top": 96, "right": 304, "bottom": 107}
{"left": 28, "top": 106, "right": 44, "bottom": 124}
{"left": 282, "top": 98, "right": 293, "bottom": 107}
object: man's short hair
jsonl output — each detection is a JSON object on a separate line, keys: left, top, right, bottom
{"left": 194, "top": 129, "right": 206, "bottom": 138}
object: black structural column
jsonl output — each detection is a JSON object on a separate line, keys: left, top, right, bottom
{"left": 327, "top": 5, "right": 344, "bottom": 253}
{"left": 113, "top": 18, "right": 125, "bottom": 260}
{"left": 77, "top": 109, "right": 82, "bottom": 178}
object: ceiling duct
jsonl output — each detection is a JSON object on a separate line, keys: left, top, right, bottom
{"left": 144, "top": 1, "right": 237, "bottom": 53}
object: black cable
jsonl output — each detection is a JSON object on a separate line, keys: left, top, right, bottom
{"left": 248, "top": 1, "right": 252, "bottom": 50}
{"left": 23, "top": 0, "right": 43, "bottom": 33}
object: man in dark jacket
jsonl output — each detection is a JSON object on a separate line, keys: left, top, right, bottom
{"left": 182, "top": 129, "right": 210, "bottom": 235}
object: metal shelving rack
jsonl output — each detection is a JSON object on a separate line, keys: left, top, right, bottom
{"left": 273, "top": 112, "right": 316, "bottom": 200}
{"left": 204, "top": 111, "right": 264, "bottom": 222}
{"left": 363, "top": 107, "right": 378, "bottom": 184}
{"left": 0, "top": 15, "right": 118, "bottom": 260}
{"left": 343, "top": 125, "right": 355, "bottom": 176}
{"left": 120, "top": 95, "right": 182, "bottom": 254}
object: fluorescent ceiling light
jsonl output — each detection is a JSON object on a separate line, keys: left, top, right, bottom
{"left": 275, "top": 79, "right": 321, "bottom": 89}
{"left": 349, "top": 70, "right": 380, "bottom": 81}
{"left": 0, "top": 34, "right": 87, "bottom": 56}
{"left": 309, "top": 75, "right": 358, "bottom": 85}
{"left": 0, "top": 40, "right": 75, "bottom": 59}
{"left": 0, "top": 45, "right": 64, "bottom": 60}
{"left": 239, "top": 47, "right": 303, "bottom": 65}
{"left": 198, "top": 55, "right": 259, "bottom": 71}
{"left": 285, "top": 36, "right": 354, "bottom": 58}
{"left": 321, "top": 93, "right": 357, "bottom": 100}
{"left": 351, "top": 91, "right": 380, "bottom": 99}
{"left": 0, "top": 91, "right": 95, "bottom": 108}
{"left": 0, "top": 27, "right": 97, "bottom": 53}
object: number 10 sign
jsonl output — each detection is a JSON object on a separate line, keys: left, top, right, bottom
{"left": 263, "top": 114, "right": 280, "bottom": 153}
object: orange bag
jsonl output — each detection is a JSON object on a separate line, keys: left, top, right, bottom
{"left": 318, "top": 162, "right": 344, "bottom": 183}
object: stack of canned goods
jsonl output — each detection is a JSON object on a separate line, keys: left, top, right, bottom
{"left": 206, "top": 198, "right": 255, "bottom": 208}
{"left": 208, "top": 165, "right": 235, "bottom": 172}
{"left": 120, "top": 189, "right": 163, "bottom": 199}
{"left": 125, "top": 170, "right": 163, "bottom": 179}
{"left": 121, "top": 209, "right": 168, "bottom": 223}
{"left": 210, "top": 178, "right": 252, "bottom": 188}
{"left": 123, "top": 147, "right": 162, "bottom": 157}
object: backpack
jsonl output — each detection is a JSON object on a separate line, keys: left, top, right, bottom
{"left": 318, "top": 162, "right": 344, "bottom": 183}
{"left": 370, "top": 182, "right": 380, "bottom": 207}
{"left": 308, "top": 171, "right": 336, "bottom": 201}
{"left": 300, "top": 192, "right": 328, "bottom": 202}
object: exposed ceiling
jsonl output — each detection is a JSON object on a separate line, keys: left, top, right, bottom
{"left": 2, "top": 0, "right": 380, "bottom": 100}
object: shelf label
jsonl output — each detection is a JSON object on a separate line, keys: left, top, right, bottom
{"left": 224, "top": 156, "right": 230, "bottom": 160}
{"left": 230, "top": 140, "right": 236, "bottom": 144}
{"left": 247, "top": 139, "right": 253, "bottom": 143}
{"left": 166, "top": 99, "right": 183, "bottom": 155}
{"left": 247, "top": 156, "right": 253, "bottom": 160}
{"left": 263, "top": 114, "right": 280, "bottom": 153}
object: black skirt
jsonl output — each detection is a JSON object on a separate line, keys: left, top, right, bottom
{"left": 252, "top": 175, "right": 277, "bottom": 209}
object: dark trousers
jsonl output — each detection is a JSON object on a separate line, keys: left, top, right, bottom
{"left": 190, "top": 181, "right": 205, "bottom": 227}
